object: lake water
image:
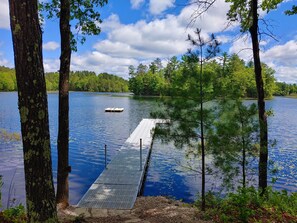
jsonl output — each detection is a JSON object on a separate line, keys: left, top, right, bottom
{"left": 0, "top": 92, "right": 297, "bottom": 208}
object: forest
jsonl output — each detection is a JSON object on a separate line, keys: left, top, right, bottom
{"left": 1, "top": 62, "right": 297, "bottom": 97}
{"left": 128, "top": 55, "right": 297, "bottom": 98}
{"left": 0, "top": 66, "right": 129, "bottom": 92}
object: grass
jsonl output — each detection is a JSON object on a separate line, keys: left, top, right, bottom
{"left": 0, "top": 205, "right": 27, "bottom": 223}
{"left": 196, "top": 187, "right": 297, "bottom": 223}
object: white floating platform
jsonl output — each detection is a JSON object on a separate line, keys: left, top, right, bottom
{"left": 77, "top": 119, "right": 163, "bottom": 209}
{"left": 105, "top": 107, "right": 124, "bottom": 112}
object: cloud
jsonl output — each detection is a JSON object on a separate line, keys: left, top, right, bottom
{"left": 273, "top": 66, "right": 297, "bottom": 83}
{"left": 98, "top": 0, "right": 230, "bottom": 58}
{"left": 70, "top": 52, "right": 138, "bottom": 79}
{"left": 43, "top": 59, "right": 60, "bottom": 72}
{"left": 0, "top": 52, "right": 9, "bottom": 66}
{"left": 0, "top": 42, "right": 11, "bottom": 67}
{"left": 130, "top": 0, "right": 144, "bottom": 9}
{"left": 262, "top": 40, "right": 297, "bottom": 83}
{"left": 228, "top": 34, "right": 254, "bottom": 61}
{"left": 229, "top": 37, "right": 297, "bottom": 83}
{"left": 43, "top": 41, "right": 60, "bottom": 51}
{"left": 149, "top": 0, "right": 175, "bottom": 15}
{"left": 0, "top": 0, "right": 10, "bottom": 29}
{"left": 65, "top": 0, "right": 232, "bottom": 78}
{"left": 262, "top": 40, "right": 297, "bottom": 67}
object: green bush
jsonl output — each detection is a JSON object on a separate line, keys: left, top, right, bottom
{"left": 198, "top": 187, "right": 297, "bottom": 223}
{"left": 0, "top": 204, "right": 27, "bottom": 223}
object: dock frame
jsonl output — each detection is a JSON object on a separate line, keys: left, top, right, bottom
{"left": 77, "top": 119, "right": 162, "bottom": 209}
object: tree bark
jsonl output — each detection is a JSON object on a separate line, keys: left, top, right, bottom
{"left": 249, "top": 0, "right": 268, "bottom": 193}
{"left": 8, "top": 0, "right": 58, "bottom": 221}
{"left": 56, "top": 0, "right": 71, "bottom": 208}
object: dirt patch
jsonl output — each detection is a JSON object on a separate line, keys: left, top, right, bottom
{"left": 59, "top": 196, "right": 211, "bottom": 223}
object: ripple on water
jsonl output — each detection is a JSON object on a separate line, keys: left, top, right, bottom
{"left": 1, "top": 94, "right": 297, "bottom": 205}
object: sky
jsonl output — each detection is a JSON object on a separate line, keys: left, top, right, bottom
{"left": 0, "top": 0, "right": 297, "bottom": 82}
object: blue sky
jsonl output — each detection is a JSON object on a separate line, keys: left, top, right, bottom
{"left": 0, "top": 0, "right": 296, "bottom": 82}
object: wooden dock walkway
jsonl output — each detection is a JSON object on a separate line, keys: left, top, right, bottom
{"left": 77, "top": 119, "right": 162, "bottom": 209}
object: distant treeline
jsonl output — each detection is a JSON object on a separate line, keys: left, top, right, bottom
{"left": 1, "top": 64, "right": 297, "bottom": 96}
{"left": 128, "top": 55, "right": 297, "bottom": 98}
{"left": 0, "top": 66, "right": 129, "bottom": 92}
{"left": 274, "top": 82, "right": 297, "bottom": 96}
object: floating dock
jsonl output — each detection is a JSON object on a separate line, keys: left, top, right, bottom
{"left": 77, "top": 119, "right": 162, "bottom": 209}
{"left": 105, "top": 108, "right": 124, "bottom": 112}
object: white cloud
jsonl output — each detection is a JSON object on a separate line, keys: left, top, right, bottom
{"left": 68, "top": 0, "right": 231, "bottom": 78}
{"left": 70, "top": 52, "right": 138, "bottom": 78}
{"left": 262, "top": 40, "right": 297, "bottom": 83}
{"left": 229, "top": 37, "right": 297, "bottom": 83}
{"left": 262, "top": 40, "right": 297, "bottom": 67}
{"left": 99, "top": 0, "right": 230, "bottom": 58}
{"left": 149, "top": 0, "right": 175, "bottom": 15}
{"left": 0, "top": 0, "right": 10, "bottom": 29}
{"left": 43, "top": 59, "right": 60, "bottom": 72}
{"left": 0, "top": 41, "right": 11, "bottom": 67}
{"left": 273, "top": 66, "right": 297, "bottom": 83}
{"left": 228, "top": 34, "right": 254, "bottom": 61}
{"left": 130, "top": 0, "right": 144, "bottom": 9}
{"left": 0, "top": 52, "right": 9, "bottom": 66}
{"left": 43, "top": 41, "right": 60, "bottom": 51}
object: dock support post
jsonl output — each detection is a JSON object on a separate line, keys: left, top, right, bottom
{"left": 105, "top": 144, "right": 107, "bottom": 169}
{"left": 140, "top": 138, "right": 142, "bottom": 171}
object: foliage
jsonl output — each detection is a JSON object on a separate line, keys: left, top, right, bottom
{"left": 128, "top": 54, "right": 277, "bottom": 98}
{"left": 0, "top": 66, "right": 17, "bottom": 91}
{"left": 67, "top": 71, "right": 128, "bottom": 92}
{"left": 0, "top": 205, "right": 27, "bottom": 223}
{"left": 208, "top": 100, "right": 259, "bottom": 190}
{"left": 198, "top": 187, "right": 297, "bottom": 223}
{"left": 0, "top": 68, "right": 127, "bottom": 93}
{"left": 129, "top": 59, "right": 167, "bottom": 96}
{"left": 274, "top": 82, "right": 297, "bottom": 96}
{"left": 0, "top": 60, "right": 282, "bottom": 96}
{"left": 0, "top": 67, "right": 129, "bottom": 92}
{"left": 285, "top": 5, "right": 297, "bottom": 15}
{"left": 225, "top": 0, "right": 283, "bottom": 32}
{"left": 41, "top": 0, "right": 108, "bottom": 51}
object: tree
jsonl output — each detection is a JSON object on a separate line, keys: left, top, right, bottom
{"left": 8, "top": 0, "right": 58, "bottom": 221}
{"left": 187, "top": 29, "right": 220, "bottom": 210}
{"left": 136, "top": 63, "right": 148, "bottom": 75}
{"left": 285, "top": 5, "right": 297, "bottom": 15}
{"left": 191, "top": 0, "right": 282, "bottom": 194}
{"left": 208, "top": 100, "right": 259, "bottom": 189}
{"left": 164, "top": 56, "right": 179, "bottom": 82}
{"left": 56, "top": 0, "right": 72, "bottom": 209}
{"left": 153, "top": 29, "right": 220, "bottom": 211}
{"left": 42, "top": 0, "right": 108, "bottom": 208}
{"left": 225, "top": 0, "right": 282, "bottom": 194}
{"left": 128, "top": 65, "right": 136, "bottom": 77}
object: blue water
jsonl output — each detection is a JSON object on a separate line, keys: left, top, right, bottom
{"left": 0, "top": 92, "right": 297, "bottom": 207}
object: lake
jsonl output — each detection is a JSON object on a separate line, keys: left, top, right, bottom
{"left": 0, "top": 92, "right": 296, "bottom": 208}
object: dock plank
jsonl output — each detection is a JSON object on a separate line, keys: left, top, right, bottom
{"left": 77, "top": 119, "right": 162, "bottom": 209}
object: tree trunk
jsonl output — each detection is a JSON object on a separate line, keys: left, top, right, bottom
{"left": 8, "top": 0, "right": 58, "bottom": 221}
{"left": 56, "top": 0, "right": 72, "bottom": 208}
{"left": 249, "top": 0, "right": 268, "bottom": 193}
{"left": 200, "top": 52, "right": 206, "bottom": 211}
